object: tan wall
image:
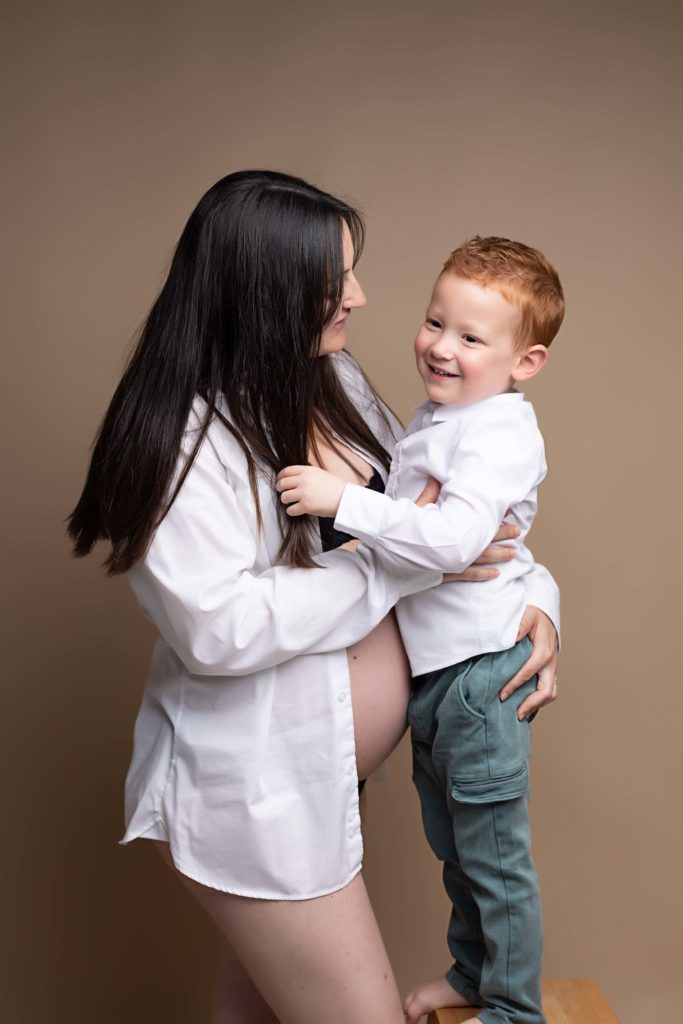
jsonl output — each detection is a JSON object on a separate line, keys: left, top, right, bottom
{"left": 3, "top": 2, "right": 681, "bottom": 1021}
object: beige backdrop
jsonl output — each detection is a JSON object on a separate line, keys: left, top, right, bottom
{"left": 3, "top": 1, "right": 681, "bottom": 1021}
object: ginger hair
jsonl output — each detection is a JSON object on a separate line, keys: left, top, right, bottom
{"left": 442, "top": 236, "right": 565, "bottom": 350}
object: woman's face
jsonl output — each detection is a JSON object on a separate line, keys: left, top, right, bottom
{"left": 318, "top": 221, "right": 367, "bottom": 355}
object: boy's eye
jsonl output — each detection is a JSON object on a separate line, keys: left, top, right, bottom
{"left": 463, "top": 334, "right": 481, "bottom": 345}
{"left": 426, "top": 317, "right": 442, "bottom": 329}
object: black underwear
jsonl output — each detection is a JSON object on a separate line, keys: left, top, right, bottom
{"left": 317, "top": 466, "right": 385, "bottom": 551}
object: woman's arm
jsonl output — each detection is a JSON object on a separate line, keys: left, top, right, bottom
{"left": 128, "top": 426, "right": 442, "bottom": 678}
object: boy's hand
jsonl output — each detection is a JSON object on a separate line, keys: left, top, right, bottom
{"left": 276, "top": 465, "right": 347, "bottom": 517}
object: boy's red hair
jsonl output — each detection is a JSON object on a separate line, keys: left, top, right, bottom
{"left": 443, "top": 236, "right": 564, "bottom": 350}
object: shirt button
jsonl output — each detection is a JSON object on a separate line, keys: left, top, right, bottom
{"left": 337, "top": 692, "right": 348, "bottom": 702}
{"left": 347, "top": 828, "right": 355, "bottom": 839}
{"left": 346, "top": 766, "right": 355, "bottom": 776}
{"left": 347, "top": 812, "right": 355, "bottom": 822}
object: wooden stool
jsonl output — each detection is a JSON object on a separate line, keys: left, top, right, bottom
{"left": 427, "top": 979, "right": 620, "bottom": 1023}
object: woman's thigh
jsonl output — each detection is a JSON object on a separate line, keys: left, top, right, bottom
{"left": 153, "top": 840, "right": 278, "bottom": 1023}
{"left": 347, "top": 610, "right": 412, "bottom": 780}
{"left": 152, "top": 841, "right": 405, "bottom": 1024}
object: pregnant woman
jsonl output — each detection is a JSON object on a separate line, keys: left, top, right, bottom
{"left": 68, "top": 170, "right": 559, "bottom": 1024}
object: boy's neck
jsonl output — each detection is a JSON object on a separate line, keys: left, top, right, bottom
{"left": 430, "top": 383, "right": 518, "bottom": 411}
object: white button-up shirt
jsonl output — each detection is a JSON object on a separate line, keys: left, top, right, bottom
{"left": 119, "top": 358, "right": 559, "bottom": 897}
{"left": 334, "top": 390, "right": 554, "bottom": 676}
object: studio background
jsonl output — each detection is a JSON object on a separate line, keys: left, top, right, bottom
{"left": 2, "top": 2, "right": 681, "bottom": 1022}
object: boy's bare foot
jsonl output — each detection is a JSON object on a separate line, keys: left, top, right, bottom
{"left": 403, "top": 975, "right": 475, "bottom": 1024}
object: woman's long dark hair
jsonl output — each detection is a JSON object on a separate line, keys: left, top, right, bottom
{"left": 67, "top": 170, "right": 394, "bottom": 573}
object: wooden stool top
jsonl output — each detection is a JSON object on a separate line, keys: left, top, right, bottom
{"left": 427, "top": 979, "right": 620, "bottom": 1024}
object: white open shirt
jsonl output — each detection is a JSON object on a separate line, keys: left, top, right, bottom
{"left": 118, "top": 353, "right": 559, "bottom": 898}
{"left": 335, "top": 391, "right": 554, "bottom": 675}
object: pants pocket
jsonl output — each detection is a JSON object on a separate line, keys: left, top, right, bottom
{"left": 443, "top": 647, "right": 535, "bottom": 805}
{"left": 451, "top": 761, "right": 529, "bottom": 804}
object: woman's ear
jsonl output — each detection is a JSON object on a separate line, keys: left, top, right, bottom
{"left": 511, "top": 344, "right": 548, "bottom": 384}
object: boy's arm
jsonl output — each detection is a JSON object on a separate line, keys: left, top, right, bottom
{"left": 332, "top": 415, "right": 545, "bottom": 575}
{"left": 276, "top": 465, "right": 348, "bottom": 518}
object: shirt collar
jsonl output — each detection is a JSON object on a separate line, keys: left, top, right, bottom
{"left": 413, "top": 389, "right": 525, "bottom": 424}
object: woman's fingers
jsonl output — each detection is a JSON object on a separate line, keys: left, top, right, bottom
{"left": 471, "top": 543, "right": 515, "bottom": 566}
{"left": 415, "top": 476, "right": 441, "bottom": 508}
{"left": 490, "top": 522, "right": 520, "bottom": 544}
{"left": 443, "top": 566, "right": 499, "bottom": 583}
{"left": 499, "top": 606, "right": 559, "bottom": 720}
{"left": 511, "top": 656, "right": 558, "bottom": 721}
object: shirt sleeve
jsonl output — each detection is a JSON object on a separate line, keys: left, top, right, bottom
{"left": 127, "top": 423, "right": 442, "bottom": 678}
{"left": 334, "top": 412, "right": 545, "bottom": 574}
{"left": 522, "top": 562, "right": 561, "bottom": 647}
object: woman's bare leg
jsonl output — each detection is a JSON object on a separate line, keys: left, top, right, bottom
{"left": 152, "top": 840, "right": 405, "bottom": 1024}
{"left": 151, "top": 613, "right": 412, "bottom": 1021}
{"left": 154, "top": 840, "right": 279, "bottom": 1023}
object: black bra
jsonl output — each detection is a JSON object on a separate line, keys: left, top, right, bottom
{"left": 318, "top": 467, "right": 385, "bottom": 552}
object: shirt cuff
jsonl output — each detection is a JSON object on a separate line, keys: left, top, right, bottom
{"left": 524, "top": 563, "right": 561, "bottom": 650}
{"left": 392, "top": 563, "right": 443, "bottom": 599}
{"left": 334, "top": 482, "right": 387, "bottom": 545}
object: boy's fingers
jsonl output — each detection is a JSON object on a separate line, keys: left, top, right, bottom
{"left": 276, "top": 465, "right": 306, "bottom": 483}
{"left": 276, "top": 474, "right": 300, "bottom": 492}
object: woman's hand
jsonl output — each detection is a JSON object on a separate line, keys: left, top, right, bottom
{"left": 415, "top": 477, "right": 520, "bottom": 583}
{"left": 500, "top": 606, "right": 559, "bottom": 720}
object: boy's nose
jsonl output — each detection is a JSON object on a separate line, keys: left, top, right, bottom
{"left": 429, "top": 338, "right": 456, "bottom": 362}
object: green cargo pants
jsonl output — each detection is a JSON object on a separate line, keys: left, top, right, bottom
{"left": 407, "top": 637, "right": 545, "bottom": 1024}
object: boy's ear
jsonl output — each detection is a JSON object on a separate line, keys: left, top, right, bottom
{"left": 511, "top": 344, "right": 548, "bottom": 383}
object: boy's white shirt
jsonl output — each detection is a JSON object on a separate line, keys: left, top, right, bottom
{"left": 334, "top": 389, "right": 556, "bottom": 676}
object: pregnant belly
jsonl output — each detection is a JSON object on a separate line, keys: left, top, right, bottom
{"left": 347, "top": 609, "right": 412, "bottom": 780}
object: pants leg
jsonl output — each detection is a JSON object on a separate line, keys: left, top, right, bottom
{"left": 446, "top": 791, "right": 543, "bottom": 1024}
{"left": 411, "top": 735, "right": 485, "bottom": 1005}
{"left": 409, "top": 639, "right": 545, "bottom": 1024}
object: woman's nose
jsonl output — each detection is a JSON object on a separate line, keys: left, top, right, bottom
{"left": 344, "top": 272, "right": 367, "bottom": 309}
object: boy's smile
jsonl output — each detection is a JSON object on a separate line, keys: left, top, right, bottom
{"left": 415, "top": 273, "right": 526, "bottom": 407}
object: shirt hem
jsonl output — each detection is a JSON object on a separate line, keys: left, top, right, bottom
{"left": 409, "top": 636, "right": 518, "bottom": 677}
{"left": 118, "top": 828, "right": 364, "bottom": 900}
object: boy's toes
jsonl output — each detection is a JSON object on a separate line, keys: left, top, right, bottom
{"left": 403, "top": 989, "right": 424, "bottom": 1023}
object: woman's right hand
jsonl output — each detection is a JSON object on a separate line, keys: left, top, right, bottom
{"left": 414, "top": 477, "right": 519, "bottom": 583}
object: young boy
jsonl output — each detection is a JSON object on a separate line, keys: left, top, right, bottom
{"left": 277, "top": 236, "right": 564, "bottom": 1024}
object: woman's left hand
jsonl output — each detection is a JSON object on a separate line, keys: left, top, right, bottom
{"left": 499, "top": 606, "right": 559, "bottom": 721}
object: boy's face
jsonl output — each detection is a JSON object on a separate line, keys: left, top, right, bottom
{"left": 414, "top": 272, "right": 526, "bottom": 407}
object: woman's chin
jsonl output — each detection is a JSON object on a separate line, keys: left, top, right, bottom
{"left": 318, "top": 332, "right": 347, "bottom": 356}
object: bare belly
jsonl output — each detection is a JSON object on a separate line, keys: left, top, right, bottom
{"left": 347, "top": 609, "right": 412, "bottom": 780}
